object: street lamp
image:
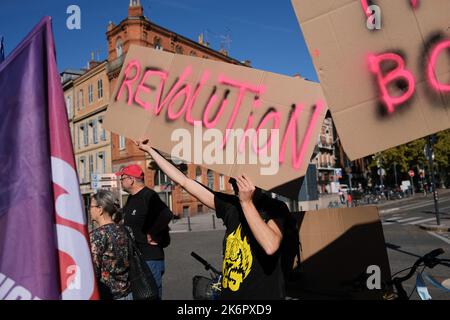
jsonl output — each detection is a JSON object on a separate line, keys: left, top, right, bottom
{"left": 393, "top": 161, "right": 398, "bottom": 187}
{"left": 426, "top": 135, "right": 440, "bottom": 225}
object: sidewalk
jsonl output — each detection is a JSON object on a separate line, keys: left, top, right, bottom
{"left": 418, "top": 219, "right": 450, "bottom": 232}
{"left": 169, "top": 212, "right": 226, "bottom": 233}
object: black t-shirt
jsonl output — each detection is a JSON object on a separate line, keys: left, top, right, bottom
{"left": 123, "top": 187, "right": 173, "bottom": 261}
{"left": 214, "top": 191, "right": 288, "bottom": 300}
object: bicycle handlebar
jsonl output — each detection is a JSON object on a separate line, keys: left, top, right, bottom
{"left": 424, "top": 248, "right": 444, "bottom": 260}
{"left": 389, "top": 248, "right": 446, "bottom": 299}
{"left": 191, "top": 251, "right": 221, "bottom": 276}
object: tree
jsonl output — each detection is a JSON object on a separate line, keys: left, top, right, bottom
{"left": 433, "top": 130, "right": 450, "bottom": 187}
{"left": 366, "top": 129, "right": 450, "bottom": 188}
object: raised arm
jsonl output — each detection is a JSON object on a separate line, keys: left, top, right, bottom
{"left": 135, "top": 139, "right": 215, "bottom": 210}
{"left": 236, "top": 174, "right": 283, "bottom": 256}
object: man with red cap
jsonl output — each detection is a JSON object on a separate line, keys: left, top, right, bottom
{"left": 116, "top": 164, "right": 173, "bottom": 299}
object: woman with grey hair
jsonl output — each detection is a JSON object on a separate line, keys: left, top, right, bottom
{"left": 89, "top": 189, "right": 132, "bottom": 300}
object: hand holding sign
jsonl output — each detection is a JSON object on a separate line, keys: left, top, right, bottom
{"left": 135, "top": 138, "right": 152, "bottom": 153}
{"left": 236, "top": 174, "right": 256, "bottom": 204}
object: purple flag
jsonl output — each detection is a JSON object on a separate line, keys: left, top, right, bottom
{"left": 0, "top": 36, "right": 4, "bottom": 63}
{"left": 0, "top": 17, "right": 98, "bottom": 300}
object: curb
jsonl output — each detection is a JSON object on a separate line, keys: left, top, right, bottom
{"left": 418, "top": 223, "right": 450, "bottom": 232}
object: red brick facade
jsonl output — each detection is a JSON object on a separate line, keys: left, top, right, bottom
{"left": 106, "top": 1, "right": 242, "bottom": 216}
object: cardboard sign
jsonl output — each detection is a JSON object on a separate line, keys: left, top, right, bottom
{"left": 288, "top": 206, "right": 391, "bottom": 300}
{"left": 292, "top": 0, "right": 450, "bottom": 160}
{"left": 104, "top": 45, "right": 328, "bottom": 198}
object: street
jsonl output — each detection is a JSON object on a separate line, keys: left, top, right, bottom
{"left": 162, "top": 191, "right": 450, "bottom": 300}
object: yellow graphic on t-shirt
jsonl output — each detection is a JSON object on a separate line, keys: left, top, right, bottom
{"left": 222, "top": 224, "right": 253, "bottom": 292}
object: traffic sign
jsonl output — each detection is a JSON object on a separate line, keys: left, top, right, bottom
{"left": 91, "top": 173, "right": 119, "bottom": 190}
{"left": 92, "top": 173, "right": 117, "bottom": 181}
{"left": 409, "top": 170, "right": 415, "bottom": 178}
{"left": 91, "top": 180, "right": 118, "bottom": 190}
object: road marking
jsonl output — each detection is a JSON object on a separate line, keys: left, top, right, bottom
{"left": 427, "top": 232, "right": 450, "bottom": 245}
{"left": 396, "top": 198, "right": 450, "bottom": 211}
{"left": 397, "top": 217, "right": 423, "bottom": 223}
{"left": 384, "top": 216, "right": 404, "bottom": 221}
{"left": 407, "top": 218, "right": 437, "bottom": 225}
{"left": 382, "top": 216, "right": 406, "bottom": 225}
{"left": 380, "top": 208, "right": 400, "bottom": 214}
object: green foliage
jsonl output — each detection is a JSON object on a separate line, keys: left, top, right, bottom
{"left": 366, "top": 130, "right": 449, "bottom": 184}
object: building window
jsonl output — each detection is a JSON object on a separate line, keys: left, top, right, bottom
{"left": 207, "top": 170, "right": 214, "bottom": 189}
{"left": 97, "top": 152, "right": 106, "bottom": 174}
{"left": 197, "top": 204, "right": 203, "bottom": 214}
{"left": 175, "top": 45, "right": 183, "bottom": 54}
{"left": 97, "top": 79, "right": 103, "bottom": 99}
{"left": 88, "top": 84, "right": 93, "bottom": 104}
{"left": 154, "top": 169, "right": 170, "bottom": 186}
{"left": 179, "top": 163, "right": 188, "bottom": 175}
{"left": 83, "top": 122, "right": 89, "bottom": 147}
{"left": 116, "top": 38, "right": 123, "bottom": 58}
{"left": 66, "top": 96, "right": 72, "bottom": 118}
{"left": 79, "top": 124, "right": 85, "bottom": 148}
{"left": 190, "top": 51, "right": 197, "bottom": 57}
{"left": 79, "top": 157, "right": 86, "bottom": 183}
{"left": 91, "top": 120, "right": 98, "bottom": 144}
{"left": 154, "top": 37, "right": 162, "bottom": 50}
{"left": 78, "top": 89, "right": 84, "bottom": 109}
{"left": 89, "top": 154, "right": 94, "bottom": 181}
{"left": 98, "top": 116, "right": 106, "bottom": 141}
{"left": 183, "top": 206, "right": 189, "bottom": 218}
{"left": 119, "top": 136, "right": 126, "bottom": 150}
{"left": 195, "top": 166, "right": 202, "bottom": 183}
{"left": 219, "top": 174, "right": 225, "bottom": 191}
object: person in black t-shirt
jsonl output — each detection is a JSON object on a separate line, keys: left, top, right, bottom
{"left": 115, "top": 164, "right": 173, "bottom": 299}
{"left": 135, "top": 138, "right": 288, "bottom": 300}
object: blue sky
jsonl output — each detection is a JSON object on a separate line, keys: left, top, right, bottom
{"left": 0, "top": 0, "right": 318, "bottom": 80}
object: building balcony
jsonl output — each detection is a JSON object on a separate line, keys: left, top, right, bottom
{"left": 317, "top": 142, "right": 335, "bottom": 150}
{"left": 107, "top": 55, "right": 125, "bottom": 74}
{"left": 318, "top": 163, "right": 336, "bottom": 171}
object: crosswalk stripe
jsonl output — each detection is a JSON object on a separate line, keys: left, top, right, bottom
{"left": 396, "top": 198, "right": 450, "bottom": 211}
{"left": 397, "top": 217, "right": 423, "bottom": 223}
{"left": 428, "top": 232, "right": 450, "bottom": 245}
{"left": 384, "top": 216, "right": 404, "bottom": 221}
{"left": 407, "top": 218, "right": 437, "bottom": 225}
{"left": 382, "top": 222, "right": 394, "bottom": 225}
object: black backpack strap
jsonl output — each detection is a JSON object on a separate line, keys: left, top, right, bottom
{"left": 123, "top": 226, "right": 143, "bottom": 257}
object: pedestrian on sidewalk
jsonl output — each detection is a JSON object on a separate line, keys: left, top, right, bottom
{"left": 135, "top": 138, "right": 290, "bottom": 300}
{"left": 116, "top": 164, "right": 173, "bottom": 299}
{"left": 347, "top": 193, "right": 353, "bottom": 207}
{"left": 89, "top": 190, "right": 133, "bottom": 300}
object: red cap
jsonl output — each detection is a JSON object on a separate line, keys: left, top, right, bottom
{"left": 115, "top": 164, "right": 144, "bottom": 178}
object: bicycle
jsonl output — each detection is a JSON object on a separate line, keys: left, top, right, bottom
{"left": 191, "top": 251, "right": 222, "bottom": 300}
{"left": 383, "top": 248, "right": 450, "bottom": 300}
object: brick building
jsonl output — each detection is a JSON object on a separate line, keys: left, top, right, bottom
{"left": 106, "top": 0, "right": 246, "bottom": 216}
